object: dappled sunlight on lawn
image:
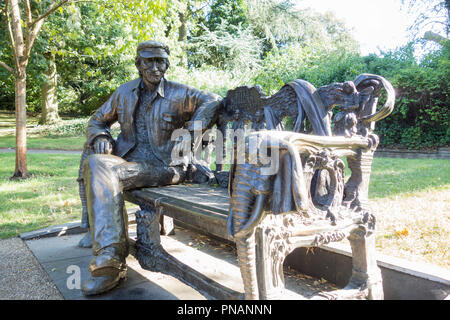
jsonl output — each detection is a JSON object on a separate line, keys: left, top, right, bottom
{"left": 0, "top": 151, "right": 448, "bottom": 269}
{"left": 371, "top": 188, "right": 450, "bottom": 268}
{"left": 369, "top": 157, "right": 450, "bottom": 199}
{"left": 0, "top": 153, "right": 81, "bottom": 238}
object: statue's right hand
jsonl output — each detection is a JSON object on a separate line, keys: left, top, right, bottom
{"left": 93, "top": 136, "right": 113, "bottom": 154}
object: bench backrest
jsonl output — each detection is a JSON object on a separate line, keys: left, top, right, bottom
{"left": 196, "top": 74, "right": 394, "bottom": 175}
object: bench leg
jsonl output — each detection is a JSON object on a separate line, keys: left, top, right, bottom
{"left": 135, "top": 208, "right": 243, "bottom": 299}
{"left": 255, "top": 219, "right": 292, "bottom": 300}
{"left": 346, "top": 226, "right": 384, "bottom": 299}
{"left": 135, "top": 208, "right": 163, "bottom": 271}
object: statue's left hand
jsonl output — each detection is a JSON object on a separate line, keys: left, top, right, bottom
{"left": 93, "top": 136, "right": 113, "bottom": 155}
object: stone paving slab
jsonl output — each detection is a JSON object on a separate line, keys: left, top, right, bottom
{"left": 22, "top": 226, "right": 338, "bottom": 300}
{"left": 25, "top": 233, "right": 205, "bottom": 300}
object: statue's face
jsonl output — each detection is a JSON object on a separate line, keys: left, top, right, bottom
{"left": 137, "top": 57, "right": 168, "bottom": 86}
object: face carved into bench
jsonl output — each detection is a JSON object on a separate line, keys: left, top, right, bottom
{"left": 318, "top": 81, "right": 360, "bottom": 113}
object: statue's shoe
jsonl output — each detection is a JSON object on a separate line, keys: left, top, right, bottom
{"left": 81, "top": 271, "right": 127, "bottom": 296}
{"left": 89, "top": 250, "right": 127, "bottom": 277}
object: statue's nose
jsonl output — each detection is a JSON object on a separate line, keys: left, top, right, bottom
{"left": 143, "top": 61, "right": 158, "bottom": 71}
{"left": 150, "top": 62, "right": 158, "bottom": 71}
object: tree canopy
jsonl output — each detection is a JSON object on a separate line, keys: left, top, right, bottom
{"left": 0, "top": 0, "right": 448, "bottom": 152}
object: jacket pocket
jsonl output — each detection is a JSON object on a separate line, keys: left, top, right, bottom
{"left": 161, "top": 112, "right": 180, "bottom": 131}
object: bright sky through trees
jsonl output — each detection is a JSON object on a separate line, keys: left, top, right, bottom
{"left": 296, "top": 0, "right": 417, "bottom": 55}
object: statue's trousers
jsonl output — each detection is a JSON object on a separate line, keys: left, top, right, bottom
{"left": 82, "top": 154, "right": 185, "bottom": 258}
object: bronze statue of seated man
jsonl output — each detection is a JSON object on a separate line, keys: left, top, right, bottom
{"left": 79, "top": 40, "right": 221, "bottom": 295}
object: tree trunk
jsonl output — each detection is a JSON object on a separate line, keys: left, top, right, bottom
{"left": 40, "top": 53, "right": 60, "bottom": 125}
{"left": 9, "top": 0, "right": 28, "bottom": 179}
{"left": 7, "top": 0, "right": 69, "bottom": 179}
{"left": 13, "top": 73, "right": 28, "bottom": 179}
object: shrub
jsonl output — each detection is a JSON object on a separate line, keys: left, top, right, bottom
{"left": 36, "top": 118, "right": 120, "bottom": 138}
{"left": 367, "top": 43, "right": 450, "bottom": 149}
{"left": 252, "top": 41, "right": 449, "bottom": 149}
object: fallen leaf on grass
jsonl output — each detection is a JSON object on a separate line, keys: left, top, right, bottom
{"left": 394, "top": 228, "right": 409, "bottom": 238}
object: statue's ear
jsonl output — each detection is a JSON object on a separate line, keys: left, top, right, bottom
{"left": 134, "top": 56, "right": 143, "bottom": 76}
{"left": 134, "top": 56, "right": 140, "bottom": 68}
{"left": 164, "top": 58, "right": 170, "bottom": 71}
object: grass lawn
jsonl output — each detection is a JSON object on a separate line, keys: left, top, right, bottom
{"left": 0, "top": 110, "right": 39, "bottom": 129}
{"left": 0, "top": 153, "right": 81, "bottom": 239}
{"left": 369, "top": 158, "right": 449, "bottom": 268}
{"left": 0, "top": 134, "right": 85, "bottom": 151}
{"left": 0, "top": 110, "right": 86, "bottom": 150}
{"left": 0, "top": 148, "right": 448, "bottom": 268}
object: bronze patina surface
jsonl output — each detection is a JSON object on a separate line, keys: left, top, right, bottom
{"left": 77, "top": 40, "right": 394, "bottom": 299}
{"left": 78, "top": 40, "right": 221, "bottom": 295}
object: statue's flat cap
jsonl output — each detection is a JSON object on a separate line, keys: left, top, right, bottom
{"left": 137, "top": 40, "right": 170, "bottom": 58}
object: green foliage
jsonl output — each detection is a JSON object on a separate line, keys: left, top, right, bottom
{"left": 243, "top": 0, "right": 359, "bottom": 55}
{"left": 187, "top": 20, "right": 262, "bottom": 79}
{"left": 366, "top": 42, "right": 450, "bottom": 149}
{"left": 39, "top": 2, "right": 142, "bottom": 116}
{"left": 168, "top": 66, "right": 245, "bottom": 97}
{"left": 252, "top": 43, "right": 365, "bottom": 94}
{"left": 0, "top": 8, "right": 14, "bottom": 111}
{"left": 37, "top": 118, "right": 90, "bottom": 137}
{"left": 0, "top": 1, "right": 167, "bottom": 116}
{"left": 204, "top": 0, "right": 248, "bottom": 32}
{"left": 251, "top": 39, "right": 449, "bottom": 149}
{"left": 33, "top": 117, "right": 120, "bottom": 138}
{"left": 1, "top": 0, "right": 448, "bottom": 150}
{"left": 186, "top": 0, "right": 360, "bottom": 85}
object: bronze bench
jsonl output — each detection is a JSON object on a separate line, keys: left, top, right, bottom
{"left": 83, "top": 73, "right": 395, "bottom": 300}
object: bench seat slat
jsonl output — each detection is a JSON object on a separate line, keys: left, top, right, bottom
{"left": 125, "top": 184, "right": 233, "bottom": 241}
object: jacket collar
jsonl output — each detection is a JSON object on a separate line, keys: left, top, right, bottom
{"left": 135, "top": 77, "right": 166, "bottom": 98}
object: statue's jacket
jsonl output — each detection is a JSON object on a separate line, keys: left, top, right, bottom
{"left": 85, "top": 77, "right": 221, "bottom": 166}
